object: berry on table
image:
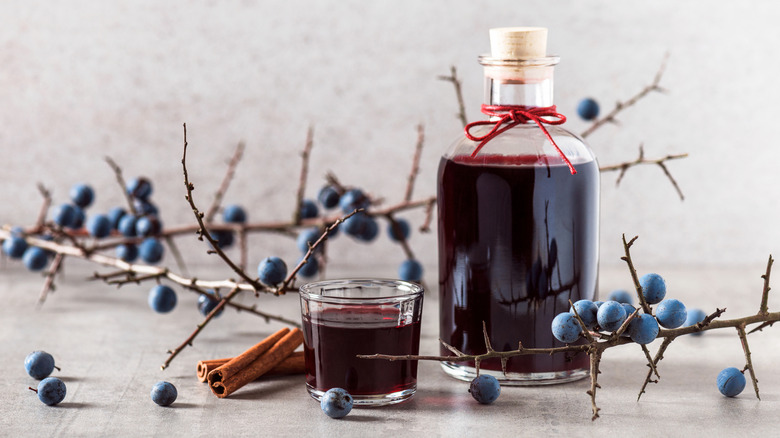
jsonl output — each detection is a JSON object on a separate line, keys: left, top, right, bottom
{"left": 52, "top": 204, "right": 77, "bottom": 228}
{"left": 655, "top": 299, "right": 687, "bottom": 329}
{"left": 552, "top": 312, "right": 582, "bottom": 343}
{"left": 2, "top": 235, "right": 28, "bottom": 259}
{"left": 716, "top": 367, "right": 746, "bottom": 397}
{"left": 607, "top": 289, "right": 633, "bottom": 305}
{"left": 320, "top": 388, "right": 353, "bottom": 419}
{"left": 597, "top": 301, "right": 626, "bottom": 332}
{"left": 257, "top": 257, "right": 287, "bottom": 286}
{"left": 151, "top": 381, "right": 177, "bottom": 406}
{"left": 198, "top": 290, "right": 224, "bottom": 317}
{"left": 469, "top": 374, "right": 501, "bottom": 404}
{"left": 299, "top": 199, "right": 319, "bottom": 219}
{"left": 25, "top": 351, "right": 57, "bottom": 380}
{"left": 628, "top": 314, "right": 659, "bottom": 344}
{"left": 398, "top": 259, "right": 423, "bottom": 282}
{"left": 640, "top": 273, "right": 666, "bottom": 304}
{"left": 139, "top": 238, "right": 164, "bottom": 264}
{"left": 684, "top": 308, "right": 707, "bottom": 336}
{"left": 577, "top": 97, "right": 600, "bottom": 121}
{"left": 116, "top": 243, "right": 139, "bottom": 262}
{"left": 387, "top": 218, "right": 411, "bottom": 242}
{"left": 127, "top": 177, "right": 153, "bottom": 200}
{"left": 222, "top": 205, "right": 247, "bottom": 224}
{"left": 317, "top": 186, "right": 340, "bottom": 209}
{"left": 86, "top": 214, "right": 112, "bottom": 238}
{"left": 148, "top": 284, "right": 177, "bottom": 313}
{"left": 23, "top": 247, "right": 49, "bottom": 271}
{"left": 69, "top": 183, "right": 94, "bottom": 208}
{"left": 570, "top": 299, "right": 598, "bottom": 328}
{"left": 31, "top": 377, "right": 66, "bottom": 406}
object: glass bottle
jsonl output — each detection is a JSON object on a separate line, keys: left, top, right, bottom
{"left": 437, "top": 27, "right": 599, "bottom": 385}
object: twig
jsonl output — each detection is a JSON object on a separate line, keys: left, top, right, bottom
{"left": 580, "top": 53, "right": 669, "bottom": 139}
{"left": 620, "top": 234, "right": 653, "bottom": 314}
{"left": 161, "top": 286, "right": 242, "bottom": 370}
{"left": 204, "top": 142, "right": 245, "bottom": 223}
{"left": 105, "top": 156, "right": 138, "bottom": 216}
{"left": 599, "top": 145, "right": 688, "bottom": 201}
{"left": 36, "top": 253, "right": 64, "bottom": 306}
{"left": 164, "top": 236, "right": 189, "bottom": 277}
{"left": 637, "top": 337, "right": 673, "bottom": 401}
{"left": 759, "top": 255, "right": 774, "bottom": 315}
{"left": 438, "top": 66, "right": 468, "bottom": 128}
{"left": 293, "top": 126, "right": 314, "bottom": 225}
{"left": 34, "top": 183, "right": 52, "bottom": 231}
{"left": 737, "top": 325, "right": 760, "bottom": 400}
{"left": 419, "top": 198, "right": 436, "bottom": 233}
{"left": 404, "top": 124, "right": 425, "bottom": 202}
{"left": 587, "top": 349, "right": 603, "bottom": 421}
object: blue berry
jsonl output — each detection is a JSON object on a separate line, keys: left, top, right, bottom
{"left": 622, "top": 303, "right": 637, "bottom": 318}
{"left": 597, "top": 301, "right": 626, "bottom": 332}
{"left": 399, "top": 259, "right": 423, "bottom": 282}
{"left": 107, "top": 206, "right": 127, "bottom": 229}
{"left": 86, "top": 214, "right": 112, "bottom": 238}
{"left": 3, "top": 235, "right": 28, "bottom": 259}
{"left": 23, "top": 247, "right": 49, "bottom": 271}
{"left": 148, "top": 284, "right": 177, "bottom": 313}
{"left": 25, "top": 351, "right": 56, "bottom": 380}
{"left": 34, "top": 377, "right": 66, "bottom": 406}
{"left": 640, "top": 273, "right": 666, "bottom": 304}
{"left": 296, "top": 228, "right": 321, "bottom": 253}
{"left": 655, "top": 299, "right": 687, "bottom": 329}
{"left": 151, "top": 381, "right": 177, "bottom": 406}
{"left": 52, "top": 204, "right": 77, "bottom": 228}
{"left": 133, "top": 199, "right": 159, "bottom": 216}
{"left": 317, "top": 186, "right": 340, "bottom": 209}
{"left": 469, "top": 374, "right": 501, "bottom": 404}
{"left": 607, "top": 289, "right": 633, "bottom": 305}
{"left": 717, "top": 367, "right": 746, "bottom": 397}
{"left": 356, "top": 216, "right": 379, "bottom": 242}
{"left": 209, "top": 230, "right": 234, "bottom": 249}
{"left": 136, "top": 216, "right": 162, "bottom": 237}
{"left": 298, "top": 257, "right": 319, "bottom": 278}
{"left": 198, "top": 291, "right": 223, "bottom": 317}
{"left": 222, "top": 205, "right": 247, "bottom": 224}
{"left": 257, "top": 257, "right": 287, "bottom": 286}
{"left": 300, "top": 199, "right": 319, "bottom": 219}
{"left": 339, "top": 189, "right": 369, "bottom": 213}
{"left": 684, "top": 308, "right": 707, "bottom": 336}
{"left": 70, "top": 206, "right": 85, "bottom": 229}
{"left": 570, "top": 300, "right": 598, "bottom": 328}
{"left": 139, "top": 238, "right": 164, "bottom": 264}
{"left": 69, "top": 183, "right": 94, "bottom": 208}
{"left": 116, "top": 244, "right": 139, "bottom": 262}
{"left": 387, "top": 218, "right": 411, "bottom": 242}
{"left": 577, "top": 97, "right": 600, "bottom": 121}
{"left": 342, "top": 212, "right": 369, "bottom": 238}
{"left": 628, "top": 314, "right": 659, "bottom": 344}
{"left": 127, "top": 177, "right": 153, "bottom": 200}
{"left": 118, "top": 215, "right": 138, "bottom": 237}
{"left": 593, "top": 300, "right": 604, "bottom": 309}
{"left": 320, "top": 388, "right": 353, "bottom": 419}
{"left": 552, "top": 312, "right": 581, "bottom": 343}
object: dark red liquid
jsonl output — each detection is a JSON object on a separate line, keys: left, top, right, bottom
{"left": 303, "top": 309, "right": 420, "bottom": 395}
{"left": 437, "top": 154, "right": 599, "bottom": 374}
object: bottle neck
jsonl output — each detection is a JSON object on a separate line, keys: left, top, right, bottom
{"left": 483, "top": 66, "right": 554, "bottom": 108}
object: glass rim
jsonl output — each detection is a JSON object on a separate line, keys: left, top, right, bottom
{"left": 299, "top": 278, "right": 424, "bottom": 304}
{"left": 479, "top": 54, "right": 560, "bottom": 67}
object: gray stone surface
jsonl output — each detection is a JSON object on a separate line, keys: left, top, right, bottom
{"left": 2, "top": 263, "right": 779, "bottom": 436}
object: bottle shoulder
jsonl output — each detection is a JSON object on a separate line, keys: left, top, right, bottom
{"left": 444, "top": 123, "right": 596, "bottom": 165}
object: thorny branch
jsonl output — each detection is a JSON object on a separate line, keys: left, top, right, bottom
{"left": 105, "top": 156, "right": 138, "bottom": 216}
{"left": 438, "top": 66, "right": 468, "bottom": 128}
{"left": 599, "top": 145, "right": 688, "bottom": 201}
{"left": 205, "top": 142, "right": 245, "bottom": 224}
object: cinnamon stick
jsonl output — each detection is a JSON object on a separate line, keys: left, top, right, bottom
{"left": 208, "top": 328, "right": 304, "bottom": 398}
{"left": 196, "top": 351, "right": 305, "bottom": 383}
{"left": 206, "top": 327, "right": 289, "bottom": 386}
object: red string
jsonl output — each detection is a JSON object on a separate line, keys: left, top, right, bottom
{"left": 464, "top": 104, "right": 576, "bottom": 174}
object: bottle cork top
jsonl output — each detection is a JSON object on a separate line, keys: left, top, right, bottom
{"left": 489, "top": 27, "right": 548, "bottom": 59}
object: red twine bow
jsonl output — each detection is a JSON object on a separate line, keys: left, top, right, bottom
{"left": 464, "top": 104, "right": 576, "bottom": 174}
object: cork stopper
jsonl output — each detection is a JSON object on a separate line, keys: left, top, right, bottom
{"left": 489, "top": 27, "right": 548, "bottom": 60}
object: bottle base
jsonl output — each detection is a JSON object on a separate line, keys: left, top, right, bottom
{"left": 440, "top": 361, "right": 589, "bottom": 386}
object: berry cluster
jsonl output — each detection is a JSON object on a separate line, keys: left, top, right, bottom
{"left": 552, "top": 273, "right": 707, "bottom": 346}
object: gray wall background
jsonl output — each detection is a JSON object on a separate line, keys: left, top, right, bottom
{"left": 2, "top": 0, "right": 779, "bottom": 276}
